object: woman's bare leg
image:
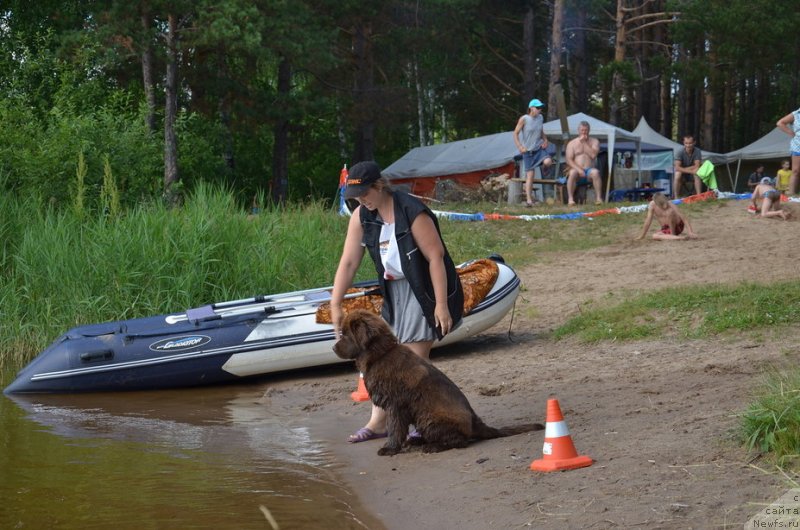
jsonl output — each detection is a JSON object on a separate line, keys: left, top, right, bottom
{"left": 790, "top": 155, "right": 800, "bottom": 196}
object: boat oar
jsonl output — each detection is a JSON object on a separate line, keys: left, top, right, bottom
{"left": 164, "top": 288, "right": 382, "bottom": 325}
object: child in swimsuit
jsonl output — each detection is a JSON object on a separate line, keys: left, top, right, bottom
{"left": 751, "top": 177, "right": 790, "bottom": 220}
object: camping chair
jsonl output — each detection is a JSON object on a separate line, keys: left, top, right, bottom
{"left": 556, "top": 166, "right": 590, "bottom": 204}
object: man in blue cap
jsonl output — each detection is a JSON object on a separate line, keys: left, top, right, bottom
{"left": 513, "top": 98, "right": 553, "bottom": 207}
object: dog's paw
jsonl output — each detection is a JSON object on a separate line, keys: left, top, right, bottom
{"left": 420, "top": 443, "right": 446, "bottom": 453}
{"left": 377, "top": 445, "right": 401, "bottom": 456}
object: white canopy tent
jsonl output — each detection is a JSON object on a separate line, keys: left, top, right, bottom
{"left": 632, "top": 117, "right": 728, "bottom": 164}
{"left": 632, "top": 116, "right": 732, "bottom": 190}
{"left": 542, "top": 112, "right": 644, "bottom": 181}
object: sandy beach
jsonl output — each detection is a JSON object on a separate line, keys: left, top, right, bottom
{"left": 264, "top": 199, "right": 800, "bottom": 529}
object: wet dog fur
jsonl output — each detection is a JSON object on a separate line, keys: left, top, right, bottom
{"left": 333, "top": 309, "right": 543, "bottom": 456}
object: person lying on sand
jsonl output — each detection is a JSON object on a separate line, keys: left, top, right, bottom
{"left": 635, "top": 193, "right": 698, "bottom": 241}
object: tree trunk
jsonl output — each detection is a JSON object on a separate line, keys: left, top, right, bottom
{"left": 658, "top": 22, "right": 672, "bottom": 137}
{"left": 219, "top": 94, "right": 234, "bottom": 173}
{"left": 660, "top": 68, "right": 671, "bottom": 138}
{"left": 163, "top": 13, "right": 180, "bottom": 203}
{"left": 571, "top": 4, "right": 588, "bottom": 113}
{"left": 546, "top": 0, "right": 564, "bottom": 120}
{"left": 723, "top": 75, "right": 733, "bottom": 150}
{"left": 522, "top": 4, "right": 535, "bottom": 105}
{"left": 140, "top": 6, "right": 156, "bottom": 134}
{"left": 271, "top": 56, "right": 291, "bottom": 205}
{"left": 608, "top": 0, "right": 626, "bottom": 125}
{"left": 414, "top": 60, "right": 427, "bottom": 146}
{"left": 352, "top": 22, "right": 375, "bottom": 162}
{"left": 738, "top": 76, "right": 748, "bottom": 146}
{"left": 702, "top": 45, "right": 715, "bottom": 150}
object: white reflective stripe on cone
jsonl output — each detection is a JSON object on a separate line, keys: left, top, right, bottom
{"left": 544, "top": 420, "right": 570, "bottom": 438}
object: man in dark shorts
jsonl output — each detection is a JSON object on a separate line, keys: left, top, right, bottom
{"left": 636, "top": 193, "right": 698, "bottom": 241}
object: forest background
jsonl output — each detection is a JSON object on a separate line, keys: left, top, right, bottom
{"left": 2, "top": 0, "right": 799, "bottom": 210}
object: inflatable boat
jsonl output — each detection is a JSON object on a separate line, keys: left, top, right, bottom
{"left": 4, "top": 256, "right": 520, "bottom": 394}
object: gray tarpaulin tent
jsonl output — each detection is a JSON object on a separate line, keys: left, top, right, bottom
{"left": 723, "top": 127, "right": 790, "bottom": 190}
{"left": 382, "top": 130, "right": 518, "bottom": 196}
{"left": 384, "top": 112, "right": 671, "bottom": 200}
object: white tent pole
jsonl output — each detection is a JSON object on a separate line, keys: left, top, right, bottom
{"left": 605, "top": 132, "right": 615, "bottom": 202}
{"left": 734, "top": 159, "right": 742, "bottom": 191}
{"left": 636, "top": 140, "right": 643, "bottom": 187}
{"left": 725, "top": 163, "right": 734, "bottom": 192}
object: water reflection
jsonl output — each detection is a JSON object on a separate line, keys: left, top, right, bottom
{"left": 1, "top": 375, "right": 382, "bottom": 530}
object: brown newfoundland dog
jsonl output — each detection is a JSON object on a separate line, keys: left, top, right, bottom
{"left": 334, "top": 309, "right": 543, "bottom": 456}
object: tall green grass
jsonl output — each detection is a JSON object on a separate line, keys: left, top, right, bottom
{"left": 0, "top": 184, "right": 363, "bottom": 367}
{"left": 741, "top": 369, "right": 800, "bottom": 470}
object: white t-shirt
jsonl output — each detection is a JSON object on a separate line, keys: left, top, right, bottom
{"left": 379, "top": 222, "right": 405, "bottom": 280}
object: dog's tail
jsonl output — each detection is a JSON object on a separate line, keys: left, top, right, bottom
{"left": 472, "top": 418, "right": 544, "bottom": 440}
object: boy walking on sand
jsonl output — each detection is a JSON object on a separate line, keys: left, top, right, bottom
{"left": 636, "top": 193, "right": 698, "bottom": 241}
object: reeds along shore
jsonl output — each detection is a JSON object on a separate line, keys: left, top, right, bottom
{"left": 0, "top": 185, "right": 359, "bottom": 367}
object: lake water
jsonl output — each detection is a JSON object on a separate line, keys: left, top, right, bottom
{"left": 0, "top": 365, "right": 382, "bottom": 529}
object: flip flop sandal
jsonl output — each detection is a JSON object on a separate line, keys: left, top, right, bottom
{"left": 348, "top": 427, "right": 387, "bottom": 443}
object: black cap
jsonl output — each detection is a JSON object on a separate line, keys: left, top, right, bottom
{"left": 344, "top": 161, "right": 382, "bottom": 198}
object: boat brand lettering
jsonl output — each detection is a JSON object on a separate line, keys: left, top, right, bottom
{"left": 149, "top": 335, "right": 211, "bottom": 352}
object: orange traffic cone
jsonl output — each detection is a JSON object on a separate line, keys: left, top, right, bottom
{"left": 350, "top": 372, "right": 370, "bottom": 402}
{"left": 530, "top": 398, "right": 593, "bottom": 472}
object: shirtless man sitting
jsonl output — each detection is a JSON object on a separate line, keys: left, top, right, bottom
{"left": 636, "top": 193, "right": 698, "bottom": 241}
{"left": 565, "top": 121, "right": 603, "bottom": 206}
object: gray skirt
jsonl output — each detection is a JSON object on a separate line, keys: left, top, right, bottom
{"left": 384, "top": 278, "right": 436, "bottom": 343}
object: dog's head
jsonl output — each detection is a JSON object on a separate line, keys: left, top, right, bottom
{"left": 333, "top": 309, "right": 397, "bottom": 361}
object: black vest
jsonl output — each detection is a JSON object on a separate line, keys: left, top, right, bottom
{"left": 359, "top": 191, "right": 463, "bottom": 339}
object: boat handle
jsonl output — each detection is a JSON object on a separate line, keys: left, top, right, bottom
{"left": 80, "top": 350, "right": 114, "bottom": 362}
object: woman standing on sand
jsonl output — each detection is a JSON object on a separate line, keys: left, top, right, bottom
{"left": 329, "top": 160, "right": 463, "bottom": 443}
{"left": 776, "top": 109, "right": 800, "bottom": 195}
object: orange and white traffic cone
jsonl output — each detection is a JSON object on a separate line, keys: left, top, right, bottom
{"left": 350, "top": 372, "right": 370, "bottom": 402}
{"left": 530, "top": 397, "right": 593, "bottom": 472}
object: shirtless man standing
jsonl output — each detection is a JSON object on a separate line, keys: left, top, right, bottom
{"left": 565, "top": 121, "right": 603, "bottom": 205}
{"left": 636, "top": 193, "right": 698, "bottom": 241}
